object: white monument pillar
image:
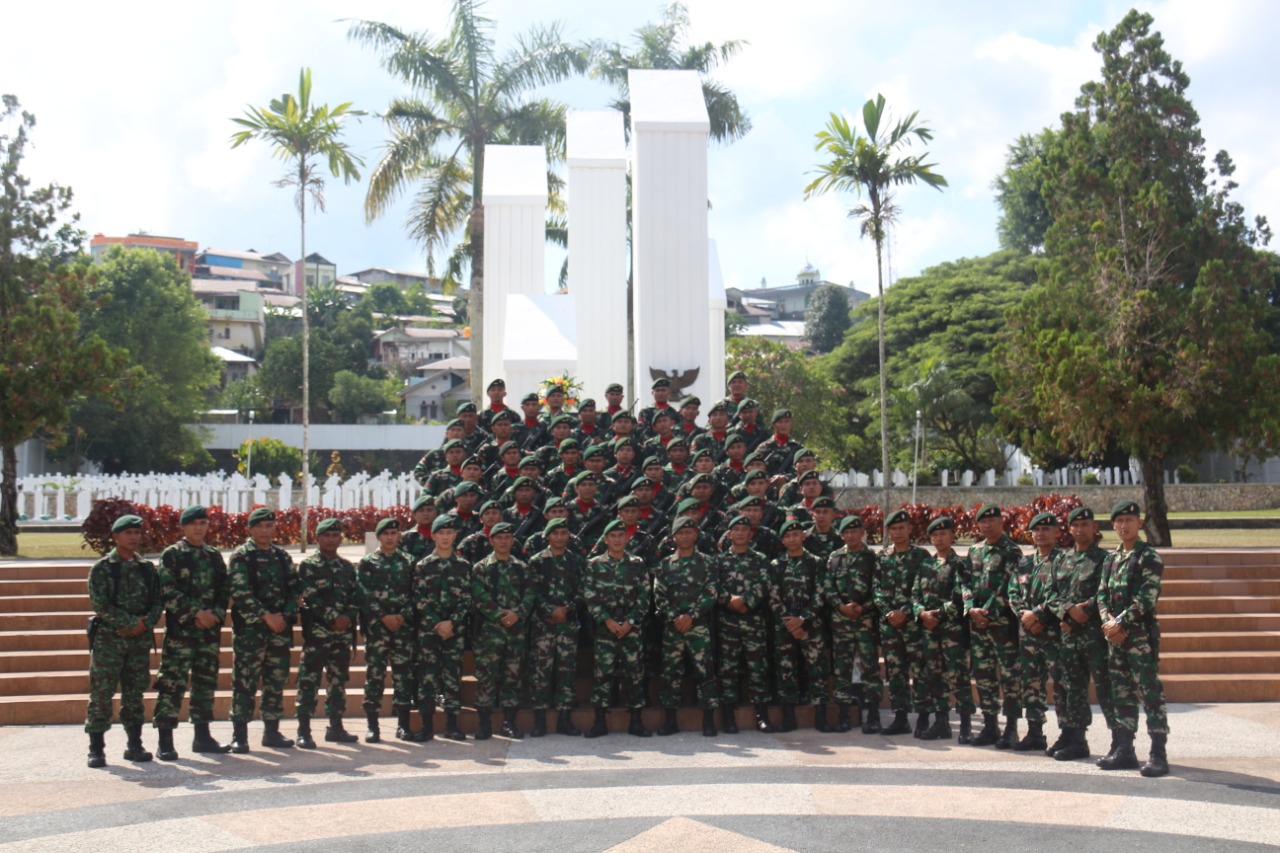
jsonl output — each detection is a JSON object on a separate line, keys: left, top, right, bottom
{"left": 481, "top": 144, "right": 547, "bottom": 394}
{"left": 567, "top": 110, "right": 628, "bottom": 402}
{"left": 707, "top": 239, "right": 727, "bottom": 407}
{"left": 629, "top": 70, "right": 711, "bottom": 408}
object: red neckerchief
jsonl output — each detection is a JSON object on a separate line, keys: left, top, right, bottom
{"left": 682, "top": 422, "right": 697, "bottom": 434}
{"left": 639, "top": 506, "right": 654, "bottom": 520}
{"left": 773, "top": 433, "right": 789, "bottom": 446}
{"left": 607, "top": 405, "right": 622, "bottom": 414}
{"left": 729, "top": 460, "right": 744, "bottom": 472}
{"left": 731, "top": 394, "right": 744, "bottom": 403}
{"left": 524, "top": 417, "right": 539, "bottom": 428}
{"left": 416, "top": 525, "right": 434, "bottom": 539}
{"left": 742, "top": 422, "right": 758, "bottom": 433}
{"left": 581, "top": 423, "right": 597, "bottom": 434}
{"left": 449, "top": 465, "right": 462, "bottom": 475}
{"left": 504, "top": 465, "right": 520, "bottom": 478}
{"left": 624, "top": 523, "right": 639, "bottom": 539}
{"left": 456, "top": 510, "right": 473, "bottom": 521}
{"left": 489, "top": 403, "right": 505, "bottom": 412}
{"left": 669, "top": 464, "right": 686, "bottom": 477}
{"left": 576, "top": 498, "right": 595, "bottom": 513}
{"left": 481, "top": 526, "right": 492, "bottom": 537}
{"left": 515, "top": 503, "right": 533, "bottom": 516}
{"left": 561, "top": 464, "right": 577, "bottom": 478}
{"left": 655, "top": 401, "right": 670, "bottom": 409}
{"left": 660, "top": 434, "right": 673, "bottom": 447}
{"left": 711, "top": 430, "right": 726, "bottom": 442}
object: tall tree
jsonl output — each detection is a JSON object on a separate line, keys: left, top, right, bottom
{"left": 992, "top": 128, "right": 1056, "bottom": 254}
{"left": 231, "top": 67, "right": 363, "bottom": 551}
{"left": 995, "top": 10, "right": 1278, "bottom": 545}
{"left": 348, "top": 5, "right": 586, "bottom": 400}
{"left": 803, "top": 283, "right": 851, "bottom": 353}
{"left": 0, "top": 95, "right": 126, "bottom": 554}
{"left": 804, "top": 95, "right": 947, "bottom": 510}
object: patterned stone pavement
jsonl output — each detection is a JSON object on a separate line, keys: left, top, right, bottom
{"left": 2, "top": 703, "right": 1278, "bottom": 852}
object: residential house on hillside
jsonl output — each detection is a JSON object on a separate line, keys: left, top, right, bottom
{"left": 402, "top": 356, "right": 471, "bottom": 421}
{"left": 348, "top": 266, "right": 444, "bottom": 294}
{"left": 198, "top": 248, "right": 291, "bottom": 289}
{"left": 374, "top": 327, "right": 470, "bottom": 375}
{"left": 288, "top": 252, "right": 337, "bottom": 296}
{"left": 90, "top": 233, "right": 198, "bottom": 274}
{"left": 210, "top": 345, "right": 258, "bottom": 388}
{"left": 192, "top": 281, "right": 265, "bottom": 357}
{"left": 740, "top": 262, "right": 870, "bottom": 320}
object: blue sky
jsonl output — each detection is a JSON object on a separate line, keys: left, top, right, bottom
{"left": 5, "top": 0, "right": 1277, "bottom": 295}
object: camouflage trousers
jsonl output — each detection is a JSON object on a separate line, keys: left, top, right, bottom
{"left": 85, "top": 634, "right": 152, "bottom": 733}
{"left": 969, "top": 616, "right": 1021, "bottom": 717}
{"left": 591, "top": 625, "right": 646, "bottom": 709}
{"left": 420, "top": 633, "right": 467, "bottom": 713}
{"left": 296, "top": 635, "right": 352, "bottom": 718}
{"left": 152, "top": 629, "right": 221, "bottom": 726}
{"left": 919, "top": 620, "right": 975, "bottom": 714}
{"left": 1017, "top": 622, "right": 1058, "bottom": 725}
{"left": 529, "top": 621, "right": 580, "bottom": 711}
{"left": 231, "top": 627, "right": 294, "bottom": 722}
{"left": 364, "top": 626, "right": 418, "bottom": 712}
{"left": 473, "top": 623, "right": 526, "bottom": 709}
{"left": 1056, "top": 620, "right": 1115, "bottom": 731}
{"left": 878, "top": 618, "right": 923, "bottom": 712}
{"left": 1107, "top": 622, "right": 1168, "bottom": 735}
{"left": 773, "top": 618, "right": 828, "bottom": 706}
{"left": 658, "top": 620, "right": 718, "bottom": 709}
{"left": 716, "top": 611, "right": 771, "bottom": 706}
{"left": 829, "top": 611, "right": 882, "bottom": 705}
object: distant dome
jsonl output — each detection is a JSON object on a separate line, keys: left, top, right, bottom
{"left": 797, "top": 261, "right": 819, "bottom": 281}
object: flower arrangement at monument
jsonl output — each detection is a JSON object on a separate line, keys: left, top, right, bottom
{"left": 538, "top": 371, "right": 583, "bottom": 410}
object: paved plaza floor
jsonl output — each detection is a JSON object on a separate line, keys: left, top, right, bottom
{"left": 1, "top": 703, "right": 1277, "bottom": 851}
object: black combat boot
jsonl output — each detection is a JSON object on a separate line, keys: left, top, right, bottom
{"left": 444, "top": 711, "right": 466, "bottom": 740}
{"left": 296, "top": 716, "right": 317, "bottom": 750}
{"left": 123, "top": 724, "right": 153, "bottom": 762}
{"left": 1140, "top": 733, "right": 1169, "bottom": 778}
{"left": 657, "top": 708, "right": 679, "bottom": 736}
{"left": 1095, "top": 728, "right": 1120, "bottom": 767}
{"left": 1055, "top": 728, "right": 1092, "bottom": 762}
{"left": 922, "top": 711, "right": 952, "bottom": 741}
{"left": 957, "top": 711, "right": 973, "bottom": 745}
{"left": 1097, "top": 729, "right": 1140, "bottom": 770}
{"left": 628, "top": 708, "right": 652, "bottom": 737}
{"left": 1013, "top": 721, "right": 1047, "bottom": 752}
{"left": 229, "top": 720, "right": 251, "bottom": 754}
{"left": 474, "top": 708, "right": 493, "bottom": 741}
{"left": 326, "top": 713, "right": 358, "bottom": 743}
{"left": 156, "top": 720, "right": 179, "bottom": 761}
{"left": 557, "top": 710, "right": 583, "bottom": 736}
{"left": 861, "top": 700, "right": 882, "bottom": 735}
{"left": 814, "top": 704, "right": 833, "bottom": 733}
{"left": 755, "top": 703, "right": 776, "bottom": 733}
{"left": 913, "top": 712, "right": 931, "bottom": 739}
{"left": 1046, "top": 727, "right": 1071, "bottom": 757}
{"left": 702, "top": 709, "right": 717, "bottom": 737}
{"left": 501, "top": 708, "right": 524, "bottom": 739}
{"left": 994, "top": 716, "right": 1019, "bottom": 750}
{"left": 835, "top": 704, "right": 853, "bottom": 733}
{"left": 87, "top": 731, "right": 107, "bottom": 769}
{"left": 192, "top": 723, "right": 231, "bottom": 754}
{"left": 531, "top": 710, "right": 548, "bottom": 738}
{"left": 721, "top": 703, "right": 739, "bottom": 734}
{"left": 882, "top": 710, "right": 911, "bottom": 736}
{"left": 365, "top": 710, "right": 381, "bottom": 743}
{"left": 970, "top": 713, "right": 999, "bottom": 747}
{"left": 779, "top": 704, "right": 799, "bottom": 733}
{"left": 262, "top": 718, "right": 295, "bottom": 749}
{"left": 584, "top": 707, "right": 609, "bottom": 738}
{"left": 395, "top": 708, "right": 415, "bottom": 741}
{"left": 415, "top": 710, "right": 434, "bottom": 742}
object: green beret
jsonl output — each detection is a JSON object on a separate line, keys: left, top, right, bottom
{"left": 679, "top": 396, "right": 701, "bottom": 409}
{"left": 543, "top": 496, "right": 564, "bottom": 510}
{"left": 1067, "top": 506, "right": 1095, "bottom": 523}
{"left": 837, "top": 514, "right": 864, "bottom": 533}
{"left": 493, "top": 410, "right": 517, "bottom": 424}
{"left": 642, "top": 456, "right": 663, "bottom": 469}
{"left": 570, "top": 471, "right": 598, "bottom": 486}
{"left": 611, "top": 410, "right": 635, "bottom": 422}
{"left": 743, "top": 449, "right": 768, "bottom": 466}
{"left": 651, "top": 408, "right": 675, "bottom": 423}
{"left": 499, "top": 440, "right": 520, "bottom": 455}
{"left": 671, "top": 516, "right": 698, "bottom": 535}
{"left": 770, "top": 408, "right": 792, "bottom": 424}
{"left": 1110, "top": 500, "right": 1141, "bottom": 520}
{"left": 111, "top": 514, "right": 144, "bottom": 533}
{"left": 811, "top": 496, "right": 835, "bottom": 509}
{"left": 738, "top": 398, "right": 759, "bottom": 411}
{"left": 521, "top": 392, "right": 540, "bottom": 404}
{"left": 674, "top": 497, "right": 700, "bottom": 515}
{"left": 441, "top": 438, "right": 464, "bottom": 452}
{"left": 651, "top": 377, "right": 671, "bottom": 390}
{"left": 690, "top": 448, "right": 713, "bottom": 463}
{"left": 462, "top": 455, "right": 484, "bottom": 469}
{"left": 543, "top": 517, "right": 568, "bottom": 535}
{"left": 726, "top": 514, "right": 752, "bottom": 530}
{"left": 797, "top": 470, "right": 820, "bottom": 484}
{"left": 687, "top": 472, "right": 712, "bottom": 488}
{"left": 616, "top": 495, "right": 639, "bottom": 510}
{"left": 316, "top": 517, "right": 343, "bottom": 535}
{"left": 665, "top": 436, "right": 687, "bottom": 450}
{"left": 179, "top": 505, "right": 208, "bottom": 525}
{"left": 489, "top": 522, "right": 514, "bottom": 537}
{"left": 926, "top": 516, "right": 954, "bottom": 534}
{"left": 375, "top": 517, "right": 400, "bottom": 535}
{"left": 795, "top": 447, "right": 816, "bottom": 461}
{"left": 557, "top": 438, "right": 579, "bottom": 452}
{"left": 885, "top": 509, "right": 911, "bottom": 528}
{"left": 728, "top": 370, "right": 747, "bottom": 383}
{"left": 602, "top": 518, "right": 625, "bottom": 536}
{"left": 724, "top": 432, "right": 746, "bottom": 447}
{"left": 478, "top": 500, "right": 500, "bottom": 514}
{"left": 445, "top": 418, "right": 463, "bottom": 430}
{"left": 612, "top": 437, "right": 638, "bottom": 453}
{"left": 247, "top": 507, "right": 275, "bottom": 527}
{"left": 743, "top": 469, "right": 768, "bottom": 484}
{"left": 519, "top": 455, "right": 542, "bottom": 469}
{"left": 709, "top": 401, "right": 730, "bottom": 415}
{"left": 605, "top": 382, "right": 624, "bottom": 393}
{"left": 580, "top": 398, "right": 596, "bottom": 410}
{"left": 412, "top": 493, "right": 434, "bottom": 512}
{"left": 975, "top": 503, "right": 1001, "bottom": 521}
{"left": 454, "top": 481, "right": 480, "bottom": 497}
{"left": 546, "top": 384, "right": 566, "bottom": 395}
{"left": 1029, "top": 511, "right": 1059, "bottom": 529}
{"left": 509, "top": 476, "right": 535, "bottom": 491}
{"left": 551, "top": 415, "right": 575, "bottom": 429}
{"left": 736, "top": 495, "right": 765, "bottom": 509}
{"left": 630, "top": 476, "right": 654, "bottom": 492}
{"left": 778, "top": 518, "right": 804, "bottom": 536}
{"left": 487, "top": 378, "right": 505, "bottom": 390}
{"left": 431, "top": 514, "right": 457, "bottom": 533}
{"left": 456, "top": 402, "right": 477, "bottom": 414}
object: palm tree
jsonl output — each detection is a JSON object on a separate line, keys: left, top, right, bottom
{"left": 348, "top": 3, "right": 586, "bottom": 399}
{"left": 805, "top": 95, "right": 946, "bottom": 512}
{"left": 231, "top": 67, "right": 363, "bottom": 551}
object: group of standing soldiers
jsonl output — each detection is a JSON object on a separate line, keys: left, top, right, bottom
{"left": 82, "top": 374, "right": 1168, "bottom": 779}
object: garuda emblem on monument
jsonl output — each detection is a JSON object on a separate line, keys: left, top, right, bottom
{"left": 649, "top": 366, "right": 700, "bottom": 395}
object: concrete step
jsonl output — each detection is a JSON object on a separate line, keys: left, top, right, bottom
{"left": 0, "top": 594, "right": 91, "bottom": 613}
{"left": 1160, "top": 651, "right": 1280, "bottom": 674}
{"left": 1156, "top": 613, "right": 1280, "bottom": 632}
{"left": 1157, "top": 595, "right": 1280, "bottom": 615}
{"left": 1160, "top": 631, "right": 1280, "bottom": 652}
{"left": 1159, "top": 674, "right": 1280, "bottom": 702}
{"left": 1162, "top": 579, "right": 1280, "bottom": 596}
{"left": 1164, "top": 565, "right": 1280, "bottom": 580}
{"left": 1162, "top": 550, "right": 1280, "bottom": 567}
{"left": 0, "top": 578, "right": 87, "bottom": 596}
{"left": 0, "top": 564, "right": 90, "bottom": 580}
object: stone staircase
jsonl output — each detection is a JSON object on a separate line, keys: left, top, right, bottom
{"left": 1, "top": 549, "right": 1277, "bottom": 729}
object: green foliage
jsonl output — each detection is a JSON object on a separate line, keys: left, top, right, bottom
{"left": 67, "top": 247, "right": 219, "bottom": 473}
{"left": 258, "top": 334, "right": 346, "bottom": 416}
{"left": 1175, "top": 464, "right": 1199, "bottom": 484}
{"left": 233, "top": 437, "right": 302, "bottom": 480}
{"left": 219, "top": 375, "right": 269, "bottom": 421}
{"left": 992, "top": 129, "right": 1056, "bottom": 253}
{"left": 803, "top": 283, "right": 851, "bottom": 352}
{"left": 724, "top": 311, "right": 747, "bottom": 338}
{"left": 361, "top": 281, "right": 409, "bottom": 315}
{"left": 328, "top": 369, "right": 396, "bottom": 423}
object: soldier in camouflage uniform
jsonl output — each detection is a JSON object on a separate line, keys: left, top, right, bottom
{"left": 359, "top": 518, "right": 421, "bottom": 742}
{"left": 228, "top": 508, "right": 299, "bottom": 753}
{"left": 414, "top": 514, "right": 473, "bottom": 740}
{"left": 760, "top": 409, "right": 805, "bottom": 476}
{"left": 399, "top": 494, "right": 438, "bottom": 564}
{"left": 802, "top": 496, "right": 842, "bottom": 563}
{"left": 1096, "top": 500, "right": 1169, "bottom": 777}
{"left": 457, "top": 500, "right": 502, "bottom": 564}
{"left": 715, "top": 515, "right": 773, "bottom": 733}
{"left": 412, "top": 423, "right": 465, "bottom": 486}
{"left": 825, "top": 514, "right": 883, "bottom": 734}
{"left": 84, "top": 514, "right": 162, "bottom": 768}
{"left": 1008, "top": 511, "right": 1063, "bottom": 753}
{"left": 526, "top": 517, "right": 586, "bottom": 736}
{"left": 471, "top": 523, "right": 537, "bottom": 739}
{"left": 653, "top": 517, "right": 720, "bottom": 737}
{"left": 912, "top": 516, "right": 975, "bottom": 742}
{"left": 423, "top": 439, "right": 466, "bottom": 497}
{"left": 1048, "top": 506, "right": 1115, "bottom": 762}
{"left": 875, "top": 509, "right": 931, "bottom": 736}
{"left": 294, "top": 518, "right": 360, "bottom": 749}
{"left": 582, "top": 520, "right": 652, "bottom": 738}
{"left": 963, "top": 503, "right": 1024, "bottom": 749}
{"left": 770, "top": 519, "right": 830, "bottom": 732}
{"left": 152, "top": 505, "right": 231, "bottom": 760}
{"left": 478, "top": 377, "right": 516, "bottom": 433}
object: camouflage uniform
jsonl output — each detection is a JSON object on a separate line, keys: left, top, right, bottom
{"left": 1097, "top": 541, "right": 1168, "bottom": 735}
{"left": 911, "top": 551, "right": 975, "bottom": 714}
{"left": 1008, "top": 548, "right": 1062, "bottom": 725}
{"left": 527, "top": 547, "right": 586, "bottom": 712}
{"left": 414, "top": 553, "right": 472, "bottom": 714}
{"left": 423, "top": 466, "right": 461, "bottom": 498}
{"left": 85, "top": 550, "right": 162, "bottom": 733}
{"left": 471, "top": 553, "right": 537, "bottom": 709}
{"left": 769, "top": 550, "right": 829, "bottom": 705}
{"left": 153, "top": 539, "right": 228, "bottom": 728}
{"left": 457, "top": 529, "right": 495, "bottom": 565}
{"left": 714, "top": 548, "right": 772, "bottom": 706}
{"left": 229, "top": 541, "right": 299, "bottom": 722}
{"left": 296, "top": 552, "right": 360, "bottom": 718}
{"left": 875, "top": 545, "right": 930, "bottom": 712}
{"left": 583, "top": 552, "right": 649, "bottom": 709}
{"left": 653, "top": 550, "right": 719, "bottom": 709}
{"left": 1052, "top": 544, "right": 1116, "bottom": 732}
{"left": 358, "top": 549, "right": 418, "bottom": 714}
{"left": 825, "top": 544, "right": 883, "bottom": 705}
{"left": 399, "top": 528, "right": 434, "bottom": 564}
{"left": 803, "top": 528, "right": 842, "bottom": 565}
{"left": 963, "top": 535, "right": 1023, "bottom": 718}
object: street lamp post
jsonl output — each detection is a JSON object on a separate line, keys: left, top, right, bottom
{"left": 246, "top": 409, "right": 255, "bottom": 482}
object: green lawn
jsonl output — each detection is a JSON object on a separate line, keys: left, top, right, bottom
{"left": 1168, "top": 508, "right": 1280, "bottom": 519}
{"left": 11, "top": 532, "right": 96, "bottom": 560}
